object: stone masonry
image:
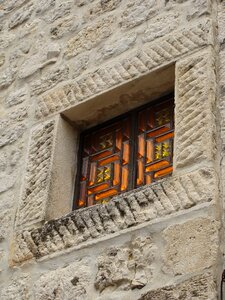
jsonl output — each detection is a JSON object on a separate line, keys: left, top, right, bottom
{"left": 0, "top": 0, "right": 224, "bottom": 299}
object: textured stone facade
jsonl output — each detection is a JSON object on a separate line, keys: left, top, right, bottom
{"left": 0, "top": 0, "right": 224, "bottom": 299}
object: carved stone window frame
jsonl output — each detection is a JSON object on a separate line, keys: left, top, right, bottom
{"left": 11, "top": 21, "right": 217, "bottom": 265}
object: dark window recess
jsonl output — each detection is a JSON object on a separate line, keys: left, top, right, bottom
{"left": 74, "top": 95, "right": 174, "bottom": 209}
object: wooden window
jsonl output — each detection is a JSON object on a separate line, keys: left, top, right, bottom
{"left": 74, "top": 94, "right": 174, "bottom": 209}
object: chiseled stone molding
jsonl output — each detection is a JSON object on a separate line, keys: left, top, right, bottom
{"left": 11, "top": 167, "right": 217, "bottom": 264}
{"left": 35, "top": 20, "right": 213, "bottom": 120}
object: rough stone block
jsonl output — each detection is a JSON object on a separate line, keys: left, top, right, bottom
{"left": 163, "top": 218, "right": 219, "bottom": 275}
{"left": 35, "top": 0, "right": 56, "bottom": 15}
{"left": 5, "top": 87, "right": 27, "bottom": 107}
{"left": 175, "top": 49, "right": 216, "bottom": 169}
{"left": 95, "top": 236, "right": 157, "bottom": 292}
{"left": 97, "top": 32, "right": 137, "bottom": 62}
{"left": 8, "top": 3, "right": 33, "bottom": 29}
{"left": 15, "top": 120, "right": 56, "bottom": 228}
{"left": 33, "top": 259, "right": 91, "bottom": 300}
{"left": 0, "top": 274, "right": 31, "bottom": 300}
{"left": 0, "top": 192, "right": 14, "bottom": 240}
{"left": 84, "top": 0, "right": 121, "bottom": 21}
{"left": 218, "top": 2, "right": 225, "bottom": 46}
{"left": 41, "top": 1, "right": 72, "bottom": 23}
{"left": 0, "top": 54, "right": 5, "bottom": 67}
{"left": 120, "top": 0, "right": 158, "bottom": 29}
{"left": 139, "top": 273, "right": 216, "bottom": 299}
{"left": 30, "top": 65, "right": 69, "bottom": 96}
{"left": 0, "top": 32, "right": 15, "bottom": 49}
{"left": 0, "top": 123, "right": 26, "bottom": 148}
{"left": 65, "top": 16, "right": 115, "bottom": 58}
{"left": 0, "top": 67, "right": 16, "bottom": 90}
{"left": 50, "top": 16, "right": 80, "bottom": 39}
{"left": 142, "top": 12, "right": 180, "bottom": 43}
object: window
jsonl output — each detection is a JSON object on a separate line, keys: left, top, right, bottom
{"left": 74, "top": 94, "right": 174, "bottom": 209}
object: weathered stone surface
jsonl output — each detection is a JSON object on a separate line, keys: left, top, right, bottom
{"left": 0, "top": 32, "right": 16, "bottom": 49}
{"left": 142, "top": 12, "right": 180, "bottom": 43}
{"left": 186, "top": 0, "right": 212, "bottom": 20}
{"left": 31, "top": 65, "right": 69, "bottom": 96}
{"left": 95, "top": 236, "right": 157, "bottom": 292}
{"left": 37, "top": 21, "right": 211, "bottom": 119}
{"left": 70, "top": 54, "right": 89, "bottom": 79}
{"left": 8, "top": 3, "right": 33, "bottom": 29}
{"left": 0, "top": 67, "right": 16, "bottom": 90}
{"left": 0, "top": 54, "right": 5, "bottom": 67}
{"left": 163, "top": 218, "right": 219, "bottom": 275}
{"left": 18, "top": 43, "right": 61, "bottom": 79}
{"left": 84, "top": 0, "right": 121, "bottom": 21}
{"left": 139, "top": 273, "right": 216, "bottom": 299}
{"left": 75, "top": 0, "right": 94, "bottom": 6}
{"left": 15, "top": 120, "right": 56, "bottom": 228}
{"left": 41, "top": 1, "right": 72, "bottom": 24}
{"left": 0, "top": 192, "right": 14, "bottom": 240}
{"left": 33, "top": 259, "right": 91, "bottom": 300}
{"left": 65, "top": 16, "right": 115, "bottom": 58}
{"left": 13, "top": 167, "right": 216, "bottom": 263}
{"left": 0, "top": 274, "right": 31, "bottom": 300}
{"left": 5, "top": 88, "right": 27, "bottom": 107}
{"left": 0, "top": 0, "right": 31, "bottom": 14}
{"left": 35, "top": 0, "right": 56, "bottom": 15}
{"left": 50, "top": 16, "right": 80, "bottom": 39}
{"left": 218, "top": 1, "right": 225, "bottom": 46}
{"left": 120, "top": 0, "right": 158, "bottom": 29}
{"left": 97, "top": 32, "right": 137, "bottom": 62}
{"left": 0, "top": 123, "right": 26, "bottom": 148}
{"left": 0, "top": 175, "right": 16, "bottom": 194}
{"left": 175, "top": 49, "right": 216, "bottom": 169}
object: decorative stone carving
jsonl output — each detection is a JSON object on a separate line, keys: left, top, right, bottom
{"left": 12, "top": 167, "right": 217, "bottom": 264}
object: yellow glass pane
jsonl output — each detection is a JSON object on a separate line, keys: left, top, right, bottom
{"left": 155, "top": 144, "right": 162, "bottom": 160}
{"left": 122, "top": 142, "right": 130, "bottom": 165}
{"left": 99, "top": 155, "right": 120, "bottom": 166}
{"left": 91, "top": 150, "right": 112, "bottom": 161}
{"left": 145, "top": 160, "right": 169, "bottom": 172}
{"left": 137, "top": 134, "right": 145, "bottom": 158}
{"left": 136, "top": 159, "right": 144, "bottom": 186}
{"left": 121, "top": 166, "right": 128, "bottom": 191}
{"left": 88, "top": 183, "right": 109, "bottom": 195}
{"left": 154, "top": 166, "right": 173, "bottom": 178}
{"left": 113, "top": 161, "right": 120, "bottom": 185}
{"left": 104, "top": 166, "right": 111, "bottom": 181}
{"left": 95, "top": 189, "right": 117, "bottom": 201}
{"left": 96, "top": 167, "right": 104, "bottom": 183}
{"left": 156, "top": 132, "right": 174, "bottom": 143}
{"left": 146, "top": 140, "right": 153, "bottom": 163}
{"left": 147, "top": 126, "right": 169, "bottom": 138}
{"left": 162, "top": 142, "right": 170, "bottom": 158}
{"left": 88, "top": 163, "right": 96, "bottom": 186}
{"left": 155, "top": 108, "right": 170, "bottom": 126}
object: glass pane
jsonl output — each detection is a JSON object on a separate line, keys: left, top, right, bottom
{"left": 89, "top": 162, "right": 96, "bottom": 186}
{"left": 146, "top": 140, "right": 153, "bottom": 163}
{"left": 122, "top": 141, "right": 130, "bottom": 165}
{"left": 154, "top": 166, "right": 173, "bottom": 179}
{"left": 121, "top": 166, "right": 128, "bottom": 191}
{"left": 145, "top": 160, "right": 169, "bottom": 172}
{"left": 156, "top": 132, "right": 174, "bottom": 143}
{"left": 113, "top": 161, "right": 120, "bottom": 185}
{"left": 91, "top": 150, "right": 113, "bottom": 161}
{"left": 137, "top": 134, "right": 145, "bottom": 158}
{"left": 136, "top": 159, "right": 144, "bottom": 186}
{"left": 99, "top": 155, "right": 120, "bottom": 166}
{"left": 88, "top": 183, "right": 109, "bottom": 195}
{"left": 95, "top": 189, "right": 117, "bottom": 201}
{"left": 116, "top": 129, "right": 122, "bottom": 151}
{"left": 147, "top": 126, "right": 169, "bottom": 138}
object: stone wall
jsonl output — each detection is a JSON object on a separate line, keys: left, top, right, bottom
{"left": 0, "top": 0, "right": 223, "bottom": 299}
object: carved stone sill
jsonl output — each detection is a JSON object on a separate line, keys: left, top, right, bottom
{"left": 12, "top": 167, "right": 216, "bottom": 264}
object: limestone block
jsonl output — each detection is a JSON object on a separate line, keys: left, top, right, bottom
{"left": 97, "top": 32, "right": 137, "bottom": 62}
{"left": 5, "top": 87, "right": 27, "bottom": 107}
{"left": 50, "top": 16, "right": 80, "bottom": 40}
{"left": 0, "top": 175, "right": 16, "bottom": 194}
{"left": 15, "top": 168, "right": 217, "bottom": 262}
{"left": 0, "top": 0, "right": 31, "bottom": 14}
{"left": 41, "top": 1, "right": 72, "bottom": 24}
{"left": 37, "top": 21, "right": 211, "bottom": 119}
{"left": 84, "top": 0, "right": 121, "bottom": 21}
{"left": 75, "top": 0, "right": 95, "bottom": 6}
{"left": 163, "top": 218, "right": 219, "bottom": 275}
{"left": 186, "top": 0, "right": 212, "bottom": 20}
{"left": 0, "top": 67, "right": 16, "bottom": 90}
{"left": 95, "top": 236, "right": 157, "bottom": 292}
{"left": 65, "top": 16, "right": 115, "bottom": 58}
{"left": 0, "top": 274, "right": 31, "bottom": 300}
{"left": 175, "top": 49, "right": 216, "bottom": 169}
{"left": 139, "top": 273, "right": 216, "bottom": 299}
{"left": 15, "top": 120, "right": 56, "bottom": 228}
{"left": 142, "top": 12, "right": 180, "bottom": 43}
{"left": 33, "top": 259, "right": 91, "bottom": 300}
{"left": 120, "top": 0, "right": 157, "bottom": 29}
{"left": 35, "top": 0, "right": 56, "bottom": 15}
{"left": 218, "top": 2, "right": 225, "bottom": 46}
{"left": 8, "top": 3, "right": 33, "bottom": 29}
{"left": 70, "top": 54, "right": 89, "bottom": 79}
{"left": 0, "top": 54, "right": 5, "bottom": 67}
{"left": 30, "top": 65, "right": 69, "bottom": 96}
{"left": 0, "top": 123, "right": 26, "bottom": 148}
{"left": 18, "top": 43, "right": 61, "bottom": 79}
{"left": 0, "top": 192, "right": 14, "bottom": 240}
{"left": 0, "top": 32, "right": 15, "bottom": 49}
